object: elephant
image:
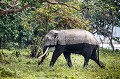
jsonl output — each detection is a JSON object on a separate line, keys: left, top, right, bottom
{"left": 38, "top": 29, "right": 105, "bottom": 68}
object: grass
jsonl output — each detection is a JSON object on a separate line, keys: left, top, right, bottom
{"left": 0, "top": 48, "right": 120, "bottom": 79}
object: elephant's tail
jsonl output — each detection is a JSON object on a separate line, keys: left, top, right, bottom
{"left": 97, "top": 45, "right": 100, "bottom": 62}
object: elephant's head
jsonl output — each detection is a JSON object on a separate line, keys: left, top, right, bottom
{"left": 38, "top": 30, "right": 59, "bottom": 64}
{"left": 44, "top": 30, "right": 59, "bottom": 47}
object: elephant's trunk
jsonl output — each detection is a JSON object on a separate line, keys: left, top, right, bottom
{"left": 38, "top": 46, "right": 49, "bottom": 65}
{"left": 38, "top": 46, "right": 49, "bottom": 59}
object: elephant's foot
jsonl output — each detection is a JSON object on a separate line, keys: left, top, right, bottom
{"left": 68, "top": 62, "right": 72, "bottom": 67}
{"left": 83, "top": 60, "right": 89, "bottom": 68}
{"left": 83, "top": 63, "right": 88, "bottom": 68}
{"left": 38, "top": 61, "right": 43, "bottom": 65}
{"left": 83, "top": 65, "right": 88, "bottom": 69}
{"left": 49, "top": 62, "right": 54, "bottom": 67}
{"left": 99, "top": 61, "right": 106, "bottom": 68}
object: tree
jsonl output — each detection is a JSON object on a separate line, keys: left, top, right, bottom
{"left": 0, "top": 14, "right": 20, "bottom": 49}
{"left": 82, "top": 0, "right": 120, "bottom": 51}
{"left": 0, "top": 0, "right": 90, "bottom": 57}
{"left": 0, "top": 0, "right": 80, "bottom": 16}
{"left": 21, "top": 0, "right": 90, "bottom": 57}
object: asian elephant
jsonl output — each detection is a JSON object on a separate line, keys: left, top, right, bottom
{"left": 38, "top": 29, "right": 105, "bottom": 68}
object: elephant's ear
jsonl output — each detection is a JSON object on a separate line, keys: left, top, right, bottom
{"left": 51, "top": 30, "right": 59, "bottom": 38}
{"left": 54, "top": 32, "right": 58, "bottom": 38}
{"left": 54, "top": 32, "right": 59, "bottom": 45}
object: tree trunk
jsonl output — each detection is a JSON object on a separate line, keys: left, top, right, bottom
{"left": 44, "top": 3, "right": 49, "bottom": 34}
{"left": 45, "top": 15, "right": 49, "bottom": 33}
{"left": 30, "top": 45, "right": 40, "bottom": 58}
{"left": 0, "top": 38, "right": 1, "bottom": 49}
{"left": 108, "top": 36, "right": 115, "bottom": 51}
{"left": 30, "top": 37, "right": 43, "bottom": 58}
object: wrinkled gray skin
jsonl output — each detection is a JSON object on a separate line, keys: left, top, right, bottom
{"left": 38, "top": 29, "right": 105, "bottom": 68}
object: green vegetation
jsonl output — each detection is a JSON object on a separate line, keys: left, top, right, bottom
{"left": 0, "top": 0, "right": 120, "bottom": 79}
{"left": 0, "top": 49, "right": 120, "bottom": 79}
{"left": 0, "top": 0, "right": 120, "bottom": 56}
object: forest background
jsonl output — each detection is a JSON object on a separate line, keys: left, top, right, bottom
{"left": 0, "top": 0, "right": 120, "bottom": 79}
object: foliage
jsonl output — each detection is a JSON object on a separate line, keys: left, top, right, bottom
{"left": 0, "top": 14, "right": 19, "bottom": 49}
{"left": 0, "top": 13, "right": 33, "bottom": 49}
{"left": 0, "top": 0, "right": 43, "bottom": 50}
{"left": 0, "top": 1, "right": 120, "bottom": 78}
{"left": 113, "top": 37, "right": 120, "bottom": 43}
{"left": 17, "top": 1, "right": 90, "bottom": 57}
{"left": 0, "top": 49, "right": 120, "bottom": 79}
{"left": 82, "top": 0, "right": 120, "bottom": 51}
{"left": 82, "top": 0, "right": 120, "bottom": 32}
{"left": 22, "top": 1, "right": 90, "bottom": 34}
{"left": 0, "top": 0, "right": 119, "bottom": 53}
{"left": 0, "top": 67, "right": 17, "bottom": 77}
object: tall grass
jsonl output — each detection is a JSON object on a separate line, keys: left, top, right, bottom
{"left": 0, "top": 48, "right": 120, "bottom": 79}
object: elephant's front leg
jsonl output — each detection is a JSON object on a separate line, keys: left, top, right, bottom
{"left": 50, "top": 45, "right": 64, "bottom": 67}
{"left": 38, "top": 46, "right": 48, "bottom": 65}
{"left": 63, "top": 52, "right": 72, "bottom": 67}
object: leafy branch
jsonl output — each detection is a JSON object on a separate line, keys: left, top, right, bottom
{"left": 0, "top": 4, "right": 31, "bottom": 16}
{"left": 46, "top": 0, "right": 80, "bottom": 11}
{"left": 0, "top": 0, "right": 80, "bottom": 16}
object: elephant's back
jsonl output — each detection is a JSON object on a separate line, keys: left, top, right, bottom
{"left": 58, "top": 29, "right": 99, "bottom": 45}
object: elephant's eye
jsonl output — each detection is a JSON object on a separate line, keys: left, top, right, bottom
{"left": 45, "top": 37, "right": 50, "bottom": 41}
{"left": 46, "top": 37, "right": 49, "bottom": 40}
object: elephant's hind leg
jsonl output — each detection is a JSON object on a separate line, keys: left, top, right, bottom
{"left": 63, "top": 52, "right": 72, "bottom": 67}
{"left": 49, "top": 46, "right": 64, "bottom": 67}
{"left": 91, "top": 55, "right": 105, "bottom": 68}
{"left": 91, "top": 46, "right": 105, "bottom": 68}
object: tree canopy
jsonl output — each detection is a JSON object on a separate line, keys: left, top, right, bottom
{"left": 0, "top": 0, "right": 120, "bottom": 52}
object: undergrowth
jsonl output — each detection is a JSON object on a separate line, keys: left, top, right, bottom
{"left": 0, "top": 48, "right": 120, "bottom": 79}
